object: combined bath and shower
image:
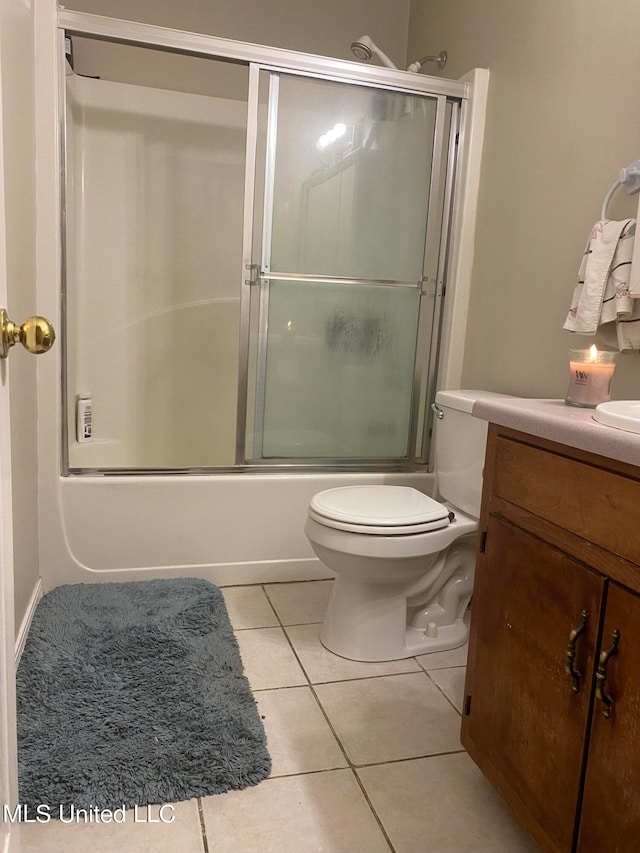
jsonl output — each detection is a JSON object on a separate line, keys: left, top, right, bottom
{"left": 350, "top": 35, "right": 447, "bottom": 73}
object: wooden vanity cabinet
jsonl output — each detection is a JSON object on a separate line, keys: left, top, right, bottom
{"left": 461, "top": 424, "right": 640, "bottom": 852}
{"left": 577, "top": 582, "right": 640, "bottom": 852}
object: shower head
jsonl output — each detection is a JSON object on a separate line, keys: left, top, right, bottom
{"left": 351, "top": 39, "right": 372, "bottom": 61}
{"left": 350, "top": 35, "right": 397, "bottom": 70}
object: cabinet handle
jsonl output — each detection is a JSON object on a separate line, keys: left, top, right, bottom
{"left": 565, "top": 609, "right": 589, "bottom": 692}
{"left": 595, "top": 629, "right": 620, "bottom": 719}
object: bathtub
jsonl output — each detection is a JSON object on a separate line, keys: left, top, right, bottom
{"left": 40, "top": 470, "right": 435, "bottom": 589}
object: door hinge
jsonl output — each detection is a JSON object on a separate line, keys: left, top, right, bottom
{"left": 479, "top": 530, "right": 487, "bottom": 554}
{"left": 463, "top": 694, "right": 472, "bottom": 716}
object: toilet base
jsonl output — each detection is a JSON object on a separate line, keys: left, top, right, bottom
{"left": 320, "top": 617, "right": 468, "bottom": 662}
{"left": 319, "top": 572, "right": 471, "bottom": 662}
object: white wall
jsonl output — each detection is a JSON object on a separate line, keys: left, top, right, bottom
{"left": 0, "top": 0, "right": 40, "bottom": 634}
{"left": 408, "top": 0, "right": 640, "bottom": 399}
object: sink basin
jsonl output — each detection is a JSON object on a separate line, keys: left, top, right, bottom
{"left": 593, "top": 401, "right": 640, "bottom": 434}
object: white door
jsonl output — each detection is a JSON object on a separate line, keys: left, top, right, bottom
{"left": 0, "top": 28, "right": 20, "bottom": 853}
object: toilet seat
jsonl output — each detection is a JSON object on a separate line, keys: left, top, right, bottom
{"left": 309, "top": 486, "right": 450, "bottom": 535}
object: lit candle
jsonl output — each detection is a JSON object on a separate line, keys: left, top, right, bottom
{"left": 565, "top": 345, "right": 618, "bottom": 408}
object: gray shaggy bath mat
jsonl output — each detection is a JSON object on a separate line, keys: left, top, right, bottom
{"left": 16, "top": 578, "right": 270, "bottom": 812}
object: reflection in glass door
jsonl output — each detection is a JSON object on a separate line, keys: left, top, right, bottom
{"left": 244, "top": 71, "right": 449, "bottom": 462}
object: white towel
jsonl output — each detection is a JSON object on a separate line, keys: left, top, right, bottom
{"left": 563, "top": 219, "right": 640, "bottom": 350}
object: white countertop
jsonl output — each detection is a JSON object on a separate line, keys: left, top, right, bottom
{"left": 472, "top": 397, "right": 640, "bottom": 469}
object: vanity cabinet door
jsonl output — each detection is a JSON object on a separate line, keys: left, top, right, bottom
{"left": 577, "top": 582, "right": 640, "bottom": 852}
{"left": 461, "top": 515, "right": 605, "bottom": 852}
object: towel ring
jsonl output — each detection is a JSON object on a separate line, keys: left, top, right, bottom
{"left": 601, "top": 180, "right": 623, "bottom": 221}
{"left": 601, "top": 159, "right": 640, "bottom": 220}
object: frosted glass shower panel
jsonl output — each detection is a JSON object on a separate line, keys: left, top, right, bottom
{"left": 64, "top": 44, "right": 248, "bottom": 470}
{"left": 261, "top": 281, "right": 420, "bottom": 458}
{"left": 268, "top": 76, "right": 438, "bottom": 282}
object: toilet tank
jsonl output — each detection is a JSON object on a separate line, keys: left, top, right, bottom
{"left": 434, "top": 390, "right": 508, "bottom": 518}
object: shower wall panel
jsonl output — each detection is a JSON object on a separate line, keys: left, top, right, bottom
{"left": 66, "top": 75, "right": 245, "bottom": 468}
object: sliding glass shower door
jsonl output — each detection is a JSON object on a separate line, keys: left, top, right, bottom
{"left": 244, "top": 71, "right": 446, "bottom": 462}
{"left": 60, "top": 19, "right": 459, "bottom": 473}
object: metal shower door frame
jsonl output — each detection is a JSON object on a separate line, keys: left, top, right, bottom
{"left": 57, "top": 9, "right": 467, "bottom": 474}
{"left": 239, "top": 63, "right": 453, "bottom": 467}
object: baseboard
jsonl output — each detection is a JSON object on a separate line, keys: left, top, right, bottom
{"left": 3, "top": 825, "right": 19, "bottom": 853}
{"left": 15, "top": 577, "right": 44, "bottom": 667}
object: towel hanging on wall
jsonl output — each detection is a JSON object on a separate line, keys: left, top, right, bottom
{"left": 563, "top": 218, "right": 640, "bottom": 351}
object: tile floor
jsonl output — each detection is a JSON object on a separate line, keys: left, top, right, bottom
{"left": 20, "top": 580, "right": 539, "bottom": 853}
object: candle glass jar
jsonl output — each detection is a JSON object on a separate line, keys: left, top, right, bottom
{"left": 565, "top": 348, "right": 618, "bottom": 408}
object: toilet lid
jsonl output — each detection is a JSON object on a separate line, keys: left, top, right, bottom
{"left": 309, "top": 486, "right": 450, "bottom": 533}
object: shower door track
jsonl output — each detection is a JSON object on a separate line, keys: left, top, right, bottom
{"left": 57, "top": 10, "right": 467, "bottom": 100}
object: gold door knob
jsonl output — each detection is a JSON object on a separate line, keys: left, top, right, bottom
{"left": 0, "top": 309, "right": 56, "bottom": 358}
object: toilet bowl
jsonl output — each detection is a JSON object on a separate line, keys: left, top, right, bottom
{"left": 304, "top": 390, "right": 504, "bottom": 662}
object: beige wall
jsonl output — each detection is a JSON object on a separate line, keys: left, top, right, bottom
{"left": 0, "top": 0, "right": 40, "bottom": 632}
{"left": 66, "top": 0, "right": 411, "bottom": 68}
{"left": 408, "top": 0, "right": 640, "bottom": 399}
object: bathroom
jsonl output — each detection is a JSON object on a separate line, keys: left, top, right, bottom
{"left": 2, "top": 0, "right": 640, "bottom": 850}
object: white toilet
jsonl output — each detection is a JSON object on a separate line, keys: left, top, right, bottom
{"left": 304, "top": 390, "right": 501, "bottom": 662}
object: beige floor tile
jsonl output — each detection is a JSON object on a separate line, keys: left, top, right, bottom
{"left": 429, "top": 666, "right": 467, "bottom": 713}
{"left": 358, "top": 753, "right": 539, "bottom": 852}
{"left": 235, "top": 627, "right": 307, "bottom": 690}
{"left": 201, "top": 769, "right": 389, "bottom": 852}
{"left": 19, "top": 800, "right": 204, "bottom": 853}
{"left": 315, "top": 672, "right": 463, "bottom": 765}
{"left": 221, "top": 586, "right": 279, "bottom": 630}
{"left": 286, "top": 623, "right": 421, "bottom": 684}
{"left": 264, "top": 580, "right": 333, "bottom": 626}
{"left": 416, "top": 641, "right": 469, "bottom": 671}
{"left": 256, "top": 687, "right": 348, "bottom": 776}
